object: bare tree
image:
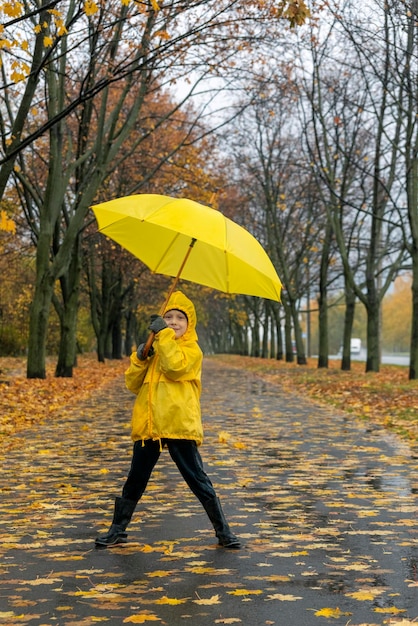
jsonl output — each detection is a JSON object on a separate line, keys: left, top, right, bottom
{"left": 3, "top": 0, "right": 310, "bottom": 377}
{"left": 299, "top": 1, "right": 408, "bottom": 373}
{"left": 399, "top": 2, "right": 418, "bottom": 379}
{"left": 0, "top": 0, "right": 310, "bottom": 197}
{"left": 221, "top": 72, "right": 330, "bottom": 364}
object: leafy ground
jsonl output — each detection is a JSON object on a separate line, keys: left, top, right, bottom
{"left": 3, "top": 353, "right": 415, "bottom": 448}
{"left": 213, "top": 355, "right": 418, "bottom": 446}
{"left": 0, "top": 355, "right": 127, "bottom": 447}
{"left": 0, "top": 357, "right": 417, "bottom": 626}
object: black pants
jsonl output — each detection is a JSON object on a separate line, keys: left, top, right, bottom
{"left": 121, "top": 439, "right": 217, "bottom": 505}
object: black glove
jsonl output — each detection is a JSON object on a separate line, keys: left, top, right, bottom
{"left": 148, "top": 314, "right": 167, "bottom": 334}
{"left": 136, "top": 343, "right": 155, "bottom": 360}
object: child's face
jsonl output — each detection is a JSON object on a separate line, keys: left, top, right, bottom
{"left": 163, "top": 309, "right": 188, "bottom": 339}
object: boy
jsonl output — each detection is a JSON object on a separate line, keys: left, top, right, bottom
{"left": 95, "top": 291, "right": 241, "bottom": 549}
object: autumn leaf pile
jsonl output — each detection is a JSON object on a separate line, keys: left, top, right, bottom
{"left": 0, "top": 354, "right": 128, "bottom": 446}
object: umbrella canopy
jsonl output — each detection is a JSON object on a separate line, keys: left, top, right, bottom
{"left": 91, "top": 194, "right": 282, "bottom": 302}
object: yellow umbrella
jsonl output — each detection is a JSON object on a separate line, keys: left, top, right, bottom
{"left": 92, "top": 194, "right": 282, "bottom": 356}
{"left": 91, "top": 194, "right": 282, "bottom": 302}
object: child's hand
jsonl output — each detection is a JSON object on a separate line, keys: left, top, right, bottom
{"left": 148, "top": 315, "right": 168, "bottom": 334}
{"left": 136, "top": 343, "right": 155, "bottom": 360}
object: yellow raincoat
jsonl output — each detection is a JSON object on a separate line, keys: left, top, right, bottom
{"left": 125, "top": 291, "right": 204, "bottom": 446}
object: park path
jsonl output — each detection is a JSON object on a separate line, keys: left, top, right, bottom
{"left": 0, "top": 356, "right": 417, "bottom": 625}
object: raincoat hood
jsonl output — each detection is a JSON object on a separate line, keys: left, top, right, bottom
{"left": 163, "top": 291, "right": 198, "bottom": 342}
{"left": 125, "top": 289, "right": 203, "bottom": 445}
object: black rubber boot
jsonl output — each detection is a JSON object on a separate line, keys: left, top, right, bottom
{"left": 203, "top": 497, "right": 241, "bottom": 549}
{"left": 95, "top": 496, "right": 137, "bottom": 547}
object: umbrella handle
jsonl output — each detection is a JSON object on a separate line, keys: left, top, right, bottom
{"left": 141, "top": 237, "right": 197, "bottom": 358}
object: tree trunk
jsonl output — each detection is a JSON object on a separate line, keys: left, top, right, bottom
{"left": 271, "top": 304, "right": 283, "bottom": 360}
{"left": 292, "top": 305, "right": 307, "bottom": 365}
{"left": 410, "top": 259, "right": 418, "bottom": 380}
{"left": 317, "top": 296, "right": 328, "bottom": 369}
{"left": 317, "top": 222, "right": 332, "bottom": 368}
{"left": 27, "top": 271, "right": 55, "bottom": 379}
{"left": 125, "top": 309, "right": 137, "bottom": 357}
{"left": 275, "top": 318, "right": 283, "bottom": 360}
{"left": 243, "top": 324, "right": 250, "bottom": 356}
{"left": 55, "top": 239, "right": 82, "bottom": 377}
{"left": 251, "top": 323, "right": 260, "bottom": 357}
{"left": 283, "top": 303, "right": 294, "bottom": 363}
{"left": 54, "top": 289, "right": 79, "bottom": 377}
{"left": 341, "top": 286, "right": 356, "bottom": 371}
{"left": 365, "top": 294, "right": 380, "bottom": 372}
{"left": 97, "top": 328, "right": 107, "bottom": 363}
{"left": 111, "top": 315, "right": 123, "bottom": 359}
{"left": 261, "top": 301, "right": 269, "bottom": 358}
{"left": 405, "top": 10, "right": 418, "bottom": 379}
{"left": 270, "top": 315, "right": 276, "bottom": 359}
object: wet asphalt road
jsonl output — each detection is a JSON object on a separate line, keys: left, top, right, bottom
{"left": 0, "top": 356, "right": 417, "bottom": 625}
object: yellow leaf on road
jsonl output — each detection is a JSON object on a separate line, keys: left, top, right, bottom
{"left": 186, "top": 566, "right": 233, "bottom": 575}
{"left": 233, "top": 442, "right": 247, "bottom": 449}
{"left": 218, "top": 431, "right": 231, "bottom": 443}
{"left": 193, "top": 594, "right": 221, "bottom": 605}
{"left": 227, "top": 589, "right": 263, "bottom": 596}
{"left": 357, "top": 509, "right": 379, "bottom": 517}
{"left": 346, "top": 590, "right": 383, "bottom": 601}
{"left": 138, "top": 544, "right": 155, "bottom": 553}
{"left": 373, "top": 606, "right": 406, "bottom": 614}
{"left": 314, "top": 607, "right": 352, "bottom": 618}
{"left": 155, "top": 596, "right": 188, "bottom": 605}
{"left": 123, "top": 614, "right": 161, "bottom": 623}
{"left": 266, "top": 594, "right": 302, "bottom": 601}
{"left": 26, "top": 577, "right": 62, "bottom": 585}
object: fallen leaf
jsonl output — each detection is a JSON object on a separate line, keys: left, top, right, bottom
{"left": 123, "top": 614, "right": 161, "bottom": 623}
{"left": 373, "top": 606, "right": 406, "bottom": 614}
{"left": 227, "top": 589, "right": 263, "bottom": 596}
{"left": 154, "top": 596, "right": 188, "bottom": 605}
{"left": 138, "top": 544, "right": 155, "bottom": 553}
{"left": 265, "top": 594, "right": 302, "bottom": 601}
{"left": 345, "top": 590, "right": 383, "bottom": 601}
{"left": 25, "top": 577, "right": 63, "bottom": 586}
{"left": 193, "top": 594, "right": 221, "bottom": 605}
{"left": 218, "top": 431, "right": 231, "bottom": 443}
{"left": 186, "top": 566, "right": 233, "bottom": 575}
{"left": 314, "top": 607, "right": 352, "bottom": 618}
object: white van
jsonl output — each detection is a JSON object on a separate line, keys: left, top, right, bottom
{"left": 350, "top": 338, "right": 362, "bottom": 354}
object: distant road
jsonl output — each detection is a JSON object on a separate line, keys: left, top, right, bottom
{"left": 330, "top": 350, "right": 410, "bottom": 367}
{"left": 381, "top": 354, "right": 410, "bottom": 366}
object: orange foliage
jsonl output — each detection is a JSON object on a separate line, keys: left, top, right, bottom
{"left": 0, "top": 354, "right": 128, "bottom": 449}
{"left": 382, "top": 274, "right": 412, "bottom": 352}
{"left": 0, "top": 209, "right": 16, "bottom": 233}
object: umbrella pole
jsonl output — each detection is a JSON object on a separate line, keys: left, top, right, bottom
{"left": 141, "top": 238, "right": 197, "bottom": 357}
